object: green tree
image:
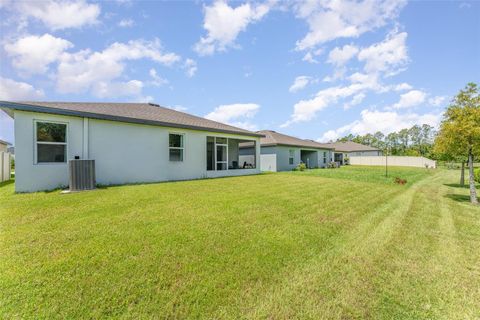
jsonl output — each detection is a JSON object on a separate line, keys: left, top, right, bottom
{"left": 420, "top": 124, "right": 436, "bottom": 157}
{"left": 386, "top": 132, "right": 399, "bottom": 155}
{"left": 373, "top": 131, "right": 385, "bottom": 149}
{"left": 409, "top": 124, "right": 422, "bottom": 154}
{"left": 434, "top": 83, "right": 480, "bottom": 205}
{"left": 398, "top": 128, "right": 410, "bottom": 154}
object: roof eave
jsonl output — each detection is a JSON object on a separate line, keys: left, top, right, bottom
{"left": 260, "top": 142, "right": 334, "bottom": 150}
{"left": 0, "top": 101, "right": 265, "bottom": 138}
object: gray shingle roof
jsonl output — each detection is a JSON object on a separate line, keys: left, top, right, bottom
{"left": 325, "top": 141, "right": 381, "bottom": 152}
{"left": 0, "top": 139, "right": 11, "bottom": 146}
{"left": 0, "top": 101, "right": 263, "bottom": 137}
{"left": 241, "top": 130, "right": 334, "bottom": 149}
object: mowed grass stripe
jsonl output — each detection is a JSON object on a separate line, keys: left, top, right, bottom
{"left": 242, "top": 171, "right": 433, "bottom": 319}
{"left": 370, "top": 170, "right": 480, "bottom": 319}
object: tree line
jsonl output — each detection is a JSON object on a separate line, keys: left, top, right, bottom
{"left": 336, "top": 124, "right": 436, "bottom": 158}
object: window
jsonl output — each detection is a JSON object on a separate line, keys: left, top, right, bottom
{"left": 35, "top": 121, "right": 67, "bottom": 163}
{"left": 169, "top": 133, "right": 184, "bottom": 161}
{"left": 289, "top": 149, "right": 295, "bottom": 165}
{"left": 206, "top": 137, "right": 214, "bottom": 171}
{"left": 323, "top": 151, "right": 327, "bottom": 164}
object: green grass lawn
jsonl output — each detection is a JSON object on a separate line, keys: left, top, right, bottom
{"left": 289, "top": 165, "right": 435, "bottom": 185}
{"left": 1, "top": 166, "right": 479, "bottom": 319}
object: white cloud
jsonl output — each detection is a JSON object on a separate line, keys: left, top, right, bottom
{"left": 0, "top": 0, "right": 12, "bottom": 9}
{"left": 194, "top": 1, "right": 271, "bottom": 55}
{"left": 184, "top": 58, "right": 197, "bottom": 77}
{"left": 344, "top": 92, "right": 366, "bottom": 109}
{"left": 0, "top": 77, "right": 45, "bottom": 100}
{"left": 320, "top": 129, "right": 341, "bottom": 143}
{"left": 131, "top": 95, "right": 154, "bottom": 103}
{"left": 294, "top": 0, "right": 406, "bottom": 50}
{"left": 302, "top": 52, "right": 317, "bottom": 64}
{"left": 428, "top": 95, "right": 448, "bottom": 107}
{"left": 56, "top": 39, "right": 180, "bottom": 97}
{"left": 358, "top": 30, "right": 409, "bottom": 75}
{"left": 289, "top": 76, "right": 312, "bottom": 93}
{"left": 318, "top": 109, "right": 441, "bottom": 142}
{"left": 327, "top": 44, "right": 358, "bottom": 66}
{"left": 0, "top": 110, "right": 14, "bottom": 144}
{"left": 148, "top": 68, "right": 168, "bottom": 87}
{"left": 4, "top": 34, "right": 73, "bottom": 75}
{"left": 289, "top": 30, "right": 410, "bottom": 124}
{"left": 302, "top": 48, "right": 324, "bottom": 64}
{"left": 92, "top": 80, "right": 144, "bottom": 98}
{"left": 118, "top": 18, "right": 134, "bottom": 27}
{"left": 283, "top": 72, "right": 382, "bottom": 126}
{"left": 392, "top": 90, "right": 426, "bottom": 109}
{"left": 16, "top": 0, "right": 100, "bottom": 30}
{"left": 323, "top": 68, "right": 346, "bottom": 82}
{"left": 205, "top": 103, "right": 260, "bottom": 130}
{"left": 393, "top": 82, "right": 413, "bottom": 91}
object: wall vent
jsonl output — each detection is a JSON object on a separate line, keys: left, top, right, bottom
{"left": 69, "top": 160, "right": 96, "bottom": 191}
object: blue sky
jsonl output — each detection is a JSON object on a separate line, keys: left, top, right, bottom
{"left": 1, "top": 0, "right": 479, "bottom": 145}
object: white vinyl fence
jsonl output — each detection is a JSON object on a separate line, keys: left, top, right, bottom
{"left": 350, "top": 156, "right": 436, "bottom": 168}
{"left": 0, "top": 152, "right": 11, "bottom": 182}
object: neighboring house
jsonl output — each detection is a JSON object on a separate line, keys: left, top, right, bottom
{"left": 240, "top": 130, "right": 334, "bottom": 172}
{"left": 0, "top": 139, "right": 10, "bottom": 153}
{"left": 7, "top": 146, "right": 14, "bottom": 155}
{"left": 325, "top": 141, "right": 383, "bottom": 165}
{"left": 0, "top": 101, "right": 263, "bottom": 192}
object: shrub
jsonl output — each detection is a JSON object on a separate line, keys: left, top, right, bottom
{"left": 327, "top": 162, "right": 338, "bottom": 169}
{"left": 294, "top": 163, "right": 307, "bottom": 171}
{"left": 474, "top": 168, "right": 480, "bottom": 183}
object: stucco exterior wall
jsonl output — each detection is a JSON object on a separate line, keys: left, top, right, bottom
{"left": 274, "top": 146, "right": 299, "bottom": 171}
{"left": 15, "top": 111, "right": 84, "bottom": 192}
{"left": 14, "top": 110, "right": 261, "bottom": 192}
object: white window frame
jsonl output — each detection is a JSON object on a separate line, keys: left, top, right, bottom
{"left": 323, "top": 151, "right": 327, "bottom": 164}
{"left": 169, "top": 132, "right": 185, "bottom": 162}
{"left": 34, "top": 120, "right": 68, "bottom": 165}
{"left": 288, "top": 149, "right": 295, "bottom": 165}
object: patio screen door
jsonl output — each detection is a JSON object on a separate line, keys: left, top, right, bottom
{"left": 216, "top": 144, "right": 227, "bottom": 170}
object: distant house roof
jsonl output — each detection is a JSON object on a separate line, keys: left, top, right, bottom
{"left": 325, "top": 141, "right": 381, "bottom": 152}
{"left": 0, "top": 139, "right": 11, "bottom": 146}
{"left": 241, "top": 130, "right": 334, "bottom": 150}
{"left": 0, "top": 101, "right": 264, "bottom": 138}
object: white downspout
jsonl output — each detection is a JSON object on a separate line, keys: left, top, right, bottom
{"left": 83, "top": 118, "right": 89, "bottom": 159}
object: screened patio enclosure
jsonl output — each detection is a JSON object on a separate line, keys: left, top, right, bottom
{"left": 206, "top": 137, "right": 256, "bottom": 171}
{"left": 300, "top": 149, "right": 318, "bottom": 168}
